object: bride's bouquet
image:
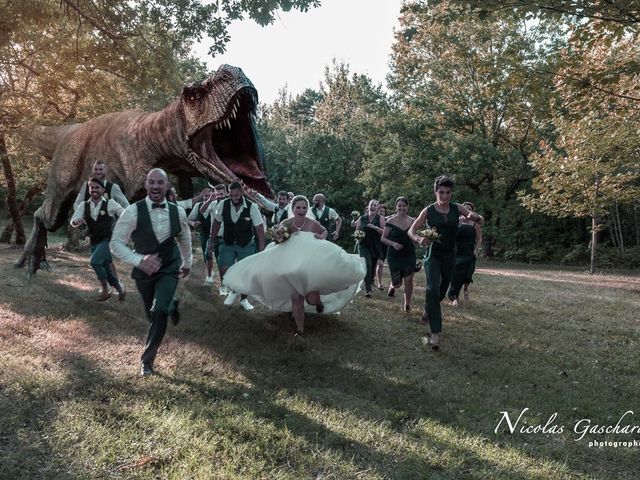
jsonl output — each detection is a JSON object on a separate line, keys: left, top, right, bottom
{"left": 267, "top": 224, "right": 292, "bottom": 244}
{"left": 353, "top": 230, "right": 366, "bottom": 241}
{"left": 351, "top": 210, "right": 360, "bottom": 219}
{"left": 417, "top": 226, "right": 440, "bottom": 243}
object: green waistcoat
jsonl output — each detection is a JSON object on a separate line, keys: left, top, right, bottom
{"left": 131, "top": 200, "right": 181, "bottom": 278}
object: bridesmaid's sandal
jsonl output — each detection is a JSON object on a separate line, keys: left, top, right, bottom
{"left": 403, "top": 305, "right": 410, "bottom": 313}
{"left": 387, "top": 286, "right": 395, "bottom": 297}
{"left": 293, "top": 330, "right": 305, "bottom": 338}
{"left": 419, "top": 312, "right": 428, "bottom": 325}
{"left": 315, "top": 302, "right": 325, "bottom": 314}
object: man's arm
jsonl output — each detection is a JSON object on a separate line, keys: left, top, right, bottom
{"left": 69, "top": 203, "right": 85, "bottom": 227}
{"left": 188, "top": 202, "right": 201, "bottom": 224}
{"left": 72, "top": 183, "right": 87, "bottom": 211}
{"left": 107, "top": 199, "right": 124, "bottom": 218}
{"left": 177, "top": 198, "right": 192, "bottom": 210}
{"left": 176, "top": 207, "right": 193, "bottom": 271}
{"left": 255, "top": 192, "right": 277, "bottom": 212}
{"left": 250, "top": 203, "right": 265, "bottom": 251}
{"left": 110, "top": 206, "right": 144, "bottom": 266}
{"left": 110, "top": 183, "right": 130, "bottom": 208}
{"left": 330, "top": 209, "right": 342, "bottom": 240}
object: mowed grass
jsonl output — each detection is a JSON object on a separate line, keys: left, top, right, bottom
{"left": 0, "top": 238, "right": 639, "bottom": 479}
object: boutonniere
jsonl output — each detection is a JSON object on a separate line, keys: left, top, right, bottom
{"left": 243, "top": 217, "right": 251, "bottom": 221}
{"left": 99, "top": 210, "right": 106, "bottom": 216}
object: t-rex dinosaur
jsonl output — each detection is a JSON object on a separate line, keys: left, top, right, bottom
{"left": 17, "top": 64, "right": 272, "bottom": 276}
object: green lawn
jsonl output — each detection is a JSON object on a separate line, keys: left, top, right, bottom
{"left": 0, "top": 240, "right": 638, "bottom": 479}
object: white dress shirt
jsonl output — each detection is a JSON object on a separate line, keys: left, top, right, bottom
{"left": 73, "top": 181, "right": 129, "bottom": 210}
{"left": 313, "top": 205, "right": 339, "bottom": 221}
{"left": 110, "top": 197, "right": 192, "bottom": 269}
{"left": 214, "top": 197, "right": 263, "bottom": 227}
{"left": 70, "top": 198, "right": 123, "bottom": 224}
{"left": 176, "top": 198, "right": 192, "bottom": 210}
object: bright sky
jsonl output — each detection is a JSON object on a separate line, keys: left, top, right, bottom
{"left": 193, "top": 0, "right": 404, "bottom": 104}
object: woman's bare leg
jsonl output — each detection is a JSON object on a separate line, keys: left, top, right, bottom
{"left": 305, "top": 291, "right": 324, "bottom": 313}
{"left": 403, "top": 273, "right": 414, "bottom": 310}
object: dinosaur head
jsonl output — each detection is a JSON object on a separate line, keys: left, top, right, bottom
{"left": 182, "top": 64, "right": 272, "bottom": 196}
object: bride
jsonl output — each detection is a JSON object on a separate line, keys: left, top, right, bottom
{"left": 223, "top": 195, "right": 365, "bottom": 336}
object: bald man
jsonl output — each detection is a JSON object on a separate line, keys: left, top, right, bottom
{"left": 311, "top": 193, "right": 342, "bottom": 241}
{"left": 110, "top": 168, "right": 192, "bottom": 376}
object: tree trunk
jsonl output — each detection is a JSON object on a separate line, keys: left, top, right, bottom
{"left": 590, "top": 215, "right": 598, "bottom": 274}
{"left": 0, "top": 134, "right": 26, "bottom": 245}
{"left": 0, "top": 182, "right": 46, "bottom": 243}
{"left": 615, "top": 201, "right": 623, "bottom": 251}
{"left": 634, "top": 202, "right": 640, "bottom": 246}
{"left": 607, "top": 209, "right": 618, "bottom": 248}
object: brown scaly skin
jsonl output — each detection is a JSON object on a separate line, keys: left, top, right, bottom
{"left": 17, "top": 64, "right": 272, "bottom": 277}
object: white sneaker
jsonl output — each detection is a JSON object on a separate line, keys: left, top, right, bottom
{"left": 203, "top": 276, "right": 214, "bottom": 286}
{"left": 218, "top": 285, "right": 229, "bottom": 296}
{"left": 239, "top": 298, "right": 254, "bottom": 311}
{"left": 224, "top": 291, "right": 239, "bottom": 306}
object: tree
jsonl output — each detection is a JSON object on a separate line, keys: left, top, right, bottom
{"left": 386, "top": 1, "right": 564, "bottom": 254}
{"left": 520, "top": 113, "right": 640, "bottom": 273}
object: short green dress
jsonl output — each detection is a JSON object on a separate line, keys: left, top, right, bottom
{"left": 386, "top": 223, "right": 416, "bottom": 287}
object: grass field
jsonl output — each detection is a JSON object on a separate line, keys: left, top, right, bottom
{"left": 0, "top": 237, "right": 639, "bottom": 479}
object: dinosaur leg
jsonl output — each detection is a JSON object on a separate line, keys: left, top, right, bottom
{"left": 15, "top": 209, "right": 50, "bottom": 278}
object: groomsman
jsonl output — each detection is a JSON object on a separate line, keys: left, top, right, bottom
{"left": 188, "top": 187, "right": 218, "bottom": 285}
{"left": 110, "top": 168, "right": 192, "bottom": 376}
{"left": 202, "top": 184, "right": 230, "bottom": 294}
{"left": 70, "top": 177, "right": 125, "bottom": 301}
{"left": 166, "top": 185, "right": 212, "bottom": 211}
{"left": 73, "top": 160, "right": 129, "bottom": 210}
{"left": 254, "top": 190, "right": 290, "bottom": 226}
{"left": 311, "top": 193, "right": 342, "bottom": 241}
{"left": 210, "top": 181, "right": 265, "bottom": 310}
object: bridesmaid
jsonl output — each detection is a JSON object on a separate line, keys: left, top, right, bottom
{"left": 375, "top": 204, "right": 389, "bottom": 290}
{"left": 381, "top": 197, "right": 417, "bottom": 312}
{"left": 448, "top": 201, "right": 483, "bottom": 305}
{"left": 408, "top": 176, "right": 483, "bottom": 350}
{"left": 355, "top": 199, "right": 385, "bottom": 298}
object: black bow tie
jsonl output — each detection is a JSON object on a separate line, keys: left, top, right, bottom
{"left": 151, "top": 203, "right": 165, "bottom": 209}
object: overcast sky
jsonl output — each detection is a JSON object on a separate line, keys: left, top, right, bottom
{"left": 193, "top": 0, "right": 404, "bottom": 104}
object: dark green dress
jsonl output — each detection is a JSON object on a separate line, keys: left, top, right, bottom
{"left": 357, "top": 214, "right": 382, "bottom": 293}
{"left": 386, "top": 223, "right": 416, "bottom": 287}
{"left": 448, "top": 223, "right": 477, "bottom": 299}
{"left": 423, "top": 203, "right": 459, "bottom": 333}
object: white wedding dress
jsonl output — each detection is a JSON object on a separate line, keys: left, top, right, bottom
{"left": 223, "top": 231, "right": 366, "bottom": 313}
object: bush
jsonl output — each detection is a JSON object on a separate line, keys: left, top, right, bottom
{"left": 597, "top": 245, "right": 640, "bottom": 269}
{"left": 561, "top": 245, "right": 590, "bottom": 265}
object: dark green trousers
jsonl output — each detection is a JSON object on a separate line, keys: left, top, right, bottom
{"left": 358, "top": 244, "right": 379, "bottom": 293}
{"left": 424, "top": 250, "right": 455, "bottom": 333}
{"left": 135, "top": 272, "right": 179, "bottom": 367}
{"left": 90, "top": 240, "right": 118, "bottom": 286}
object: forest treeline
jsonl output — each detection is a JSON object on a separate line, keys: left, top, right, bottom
{"left": 1, "top": 1, "right": 639, "bottom": 270}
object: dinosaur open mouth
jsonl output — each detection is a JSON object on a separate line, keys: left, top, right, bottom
{"left": 188, "top": 87, "right": 271, "bottom": 196}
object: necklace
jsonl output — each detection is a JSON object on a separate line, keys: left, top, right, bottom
{"left": 292, "top": 218, "right": 306, "bottom": 231}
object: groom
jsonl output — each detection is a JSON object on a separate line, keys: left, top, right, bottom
{"left": 110, "top": 168, "right": 192, "bottom": 376}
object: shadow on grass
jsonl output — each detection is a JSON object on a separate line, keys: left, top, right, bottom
{"left": 1, "top": 248, "right": 638, "bottom": 478}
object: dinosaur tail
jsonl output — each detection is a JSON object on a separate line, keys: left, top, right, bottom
{"left": 31, "top": 124, "right": 80, "bottom": 158}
